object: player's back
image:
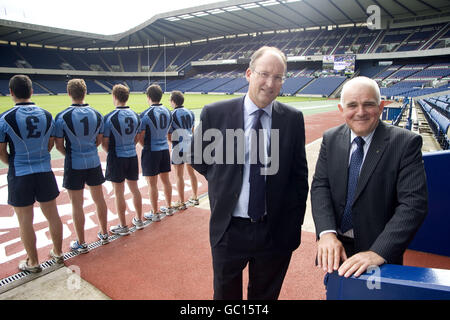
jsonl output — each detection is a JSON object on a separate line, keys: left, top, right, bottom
{"left": 104, "top": 107, "right": 140, "bottom": 158}
{"left": 0, "top": 103, "right": 53, "bottom": 176}
{"left": 54, "top": 104, "right": 103, "bottom": 169}
{"left": 170, "top": 107, "right": 195, "bottom": 151}
{"left": 140, "top": 104, "right": 172, "bottom": 151}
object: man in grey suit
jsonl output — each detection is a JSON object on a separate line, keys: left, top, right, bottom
{"left": 311, "top": 76, "right": 427, "bottom": 278}
{"left": 191, "top": 46, "right": 308, "bottom": 299}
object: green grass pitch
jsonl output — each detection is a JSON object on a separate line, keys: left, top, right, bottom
{"left": 0, "top": 93, "right": 330, "bottom": 116}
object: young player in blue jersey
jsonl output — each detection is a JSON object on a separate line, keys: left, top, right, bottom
{"left": 168, "top": 91, "right": 199, "bottom": 210}
{"left": 0, "top": 75, "right": 64, "bottom": 272}
{"left": 139, "top": 84, "right": 173, "bottom": 222}
{"left": 54, "top": 79, "right": 109, "bottom": 253}
{"left": 102, "top": 84, "right": 143, "bottom": 234}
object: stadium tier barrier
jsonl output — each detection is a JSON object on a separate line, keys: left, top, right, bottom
{"left": 408, "top": 150, "right": 450, "bottom": 256}
{"left": 326, "top": 150, "right": 450, "bottom": 300}
{"left": 326, "top": 265, "right": 450, "bottom": 300}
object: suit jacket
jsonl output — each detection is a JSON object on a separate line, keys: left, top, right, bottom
{"left": 311, "top": 121, "right": 428, "bottom": 264}
{"left": 191, "top": 96, "right": 309, "bottom": 252}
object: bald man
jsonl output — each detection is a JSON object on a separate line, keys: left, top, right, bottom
{"left": 311, "top": 76, "right": 427, "bottom": 278}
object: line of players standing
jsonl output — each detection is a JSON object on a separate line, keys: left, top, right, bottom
{"left": 0, "top": 75, "right": 198, "bottom": 273}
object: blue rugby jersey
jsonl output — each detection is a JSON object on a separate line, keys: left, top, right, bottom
{"left": 140, "top": 104, "right": 172, "bottom": 151}
{"left": 54, "top": 104, "right": 103, "bottom": 170}
{"left": 169, "top": 106, "right": 195, "bottom": 152}
{"left": 0, "top": 102, "right": 53, "bottom": 176}
{"left": 103, "top": 106, "right": 140, "bottom": 158}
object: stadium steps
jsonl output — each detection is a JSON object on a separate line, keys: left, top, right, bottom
{"left": 150, "top": 50, "right": 163, "bottom": 72}
{"left": 393, "top": 31, "right": 416, "bottom": 52}
{"left": 98, "top": 55, "right": 113, "bottom": 72}
{"left": 295, "top": 77, "right": 318, "bottom": 95}
{"left": 285, "top": 77, "right": 314, "bottom": 96}
{"left": 33, "top": 81, "right": 54, "bottom": 95}
{"left": 419, "top": 22, "right": 450, "bottom": 51}
{"left": 300, "top": 29, "right": 325, "bottom": 56}
{"left": 330, "top": 28, "right": 350, "bottom": 56}
{"left": 94, "top": 80, "right": 112, "bottom": 93}
{"left": 117, "top": 53, "right": 125, "bottom": 72}
{"left": 367, "top": 29, "right": 386, "bottom": 54}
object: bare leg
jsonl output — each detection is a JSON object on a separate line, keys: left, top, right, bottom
{"left": 174, "top": 163, "right": 185, "bottom": 203}
{"left": 146, "top": 175, "right": 159, "bottom": 213}
{"left": 68, "top": 189, "right": 85, "bottom": 244}
{"left": 187, "top": 164, "right": 198, "bottom": 199}
{"left": 89, "top": 184, "right": 108, "bottom": 235}
{"left": 126, "top": 179, "right": 142, "bottom": 221}
{"left": 14, "top": 205, "right": 39, "bottom": 266}
{"left": 112, "top": 182, "right": 127, "bottom": 226}
{"left": 39, "top": 199, "right": 63, "bottom": 256}
{"left": 160, "top": 172, "right": 172, "bottom": 208}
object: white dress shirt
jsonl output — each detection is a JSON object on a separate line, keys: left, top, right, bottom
{"left": 319, "top": 129, "right": 375, "bottom": 238}
{"left": 232, "top": 94, "right": 272, "bottom": 219}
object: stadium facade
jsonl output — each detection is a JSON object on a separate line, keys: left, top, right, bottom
{"left": 0, "top": 0, "right": 449, "bottom": 148}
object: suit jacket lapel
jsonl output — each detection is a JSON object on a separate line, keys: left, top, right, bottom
{"left": 337, "top": 126, "right": 351, "bottom": 208}
{"left": 353, "top": 121, "right": 389, "bottom": 204}
{"left": 227, "top": 96, "right": 245, "bottom": 130}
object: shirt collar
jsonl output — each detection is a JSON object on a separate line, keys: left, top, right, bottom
{"left": 15, "top": 102, "right": 35, "bottom": 106}
{"left": 350, "top": 129, "right": 375, "bottom": 146}
{"left": 116, "top": 106, "right": 130, "bottom": 109}
{"left": 244, "top": 94, "right": 272, "bottom": 118}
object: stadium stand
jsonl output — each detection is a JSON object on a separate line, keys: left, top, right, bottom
{"left": 0, "top": 17, "right": 449, "bottom": 99}
{"left": 298, "top": 76, "right": 346, "bottom": 96}
{"left": 417, "top": 98, "right": 450, "bottom": 149}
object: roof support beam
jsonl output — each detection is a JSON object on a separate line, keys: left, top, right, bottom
{"left": 328, "top": 0, "right": 356, "bottom": 23}
{"left": 279, "top": 2, "right": 316, "bottom": 26}
{"left": 303, "top": 0, "right": 338, "bottom": 25}
{"left": 392, "top": 0, "right": 417, "bottom": 16}
{"left": 416, "top": 0, "right": 441, "bottom": 13}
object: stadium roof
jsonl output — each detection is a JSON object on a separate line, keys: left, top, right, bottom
{"left": 1, "top": 0, "right": 450, "bottom": 49}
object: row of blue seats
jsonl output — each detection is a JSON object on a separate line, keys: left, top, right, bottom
{"left": 425, "top": 96, "right": 450, "bottom": 114}
{"left": 418, "top": 99, "right": 450, "bottom": 149}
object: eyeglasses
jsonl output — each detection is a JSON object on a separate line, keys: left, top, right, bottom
{"left": 252, "top": 70, "right": 285, "bottom": 83}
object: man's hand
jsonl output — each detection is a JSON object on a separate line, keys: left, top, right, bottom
{"left": 317, "top": 233, "right": 347, "bottom": 273}
{"left": 338, "top": 251, "right": 385, "bottom": 278}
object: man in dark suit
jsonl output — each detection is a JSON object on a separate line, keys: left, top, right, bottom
{"left": 311, "top": 76, "right": 428, "bottom": 278}
{"left": 190, "top": 46, "right": 308, "bottom": 299}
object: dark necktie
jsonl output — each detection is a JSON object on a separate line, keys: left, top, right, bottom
{"left": 341, "top": 136, "right": 365, "bottom": 233}
{"left": 248, "top": 109, "right": 266, "bottom": 221}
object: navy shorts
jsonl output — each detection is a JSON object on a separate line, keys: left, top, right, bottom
{"left": 8, "top": 171, "right": 60, "bottom": 207}
{"left": 141, "top": 149, "right": 171, "bottom": 176}
{"left": 63, "top": 165, "right": 105, "bottom": 190}
{"left": 105, "top": 154, "right": 139, "bottom": 183}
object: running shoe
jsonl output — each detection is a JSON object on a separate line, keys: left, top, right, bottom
{"left": 144, "top": 211, "right": 161, "bottom": 222}
{"left": 161, "top": 206, "right": 174, "bottom": 216}
{"left": 18, "top": 258, "right": 42, "bottom": 273}
{"left": 97, "top": 232, "right": 110, "bottom": 244}
{"left": 110, "top": 225, "right": 130, "bottom": 236}
{"left": 173, "top": 201, "right": 187, "bottom": 210}
{"left": 188, "top": 197, "right": 200, "bottom": 206}
{"left": 49, "top": 249, "right": 64, "bottom": 264}
{"left": 70, "top": 240, "right": 88, "bottom": 254}
{"left": 132, "top": 217, "right": 144, "bottom": 230}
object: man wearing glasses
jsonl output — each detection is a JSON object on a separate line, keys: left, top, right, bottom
{"left": 191, "top": 46, "right": 309, "bottom": 300}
